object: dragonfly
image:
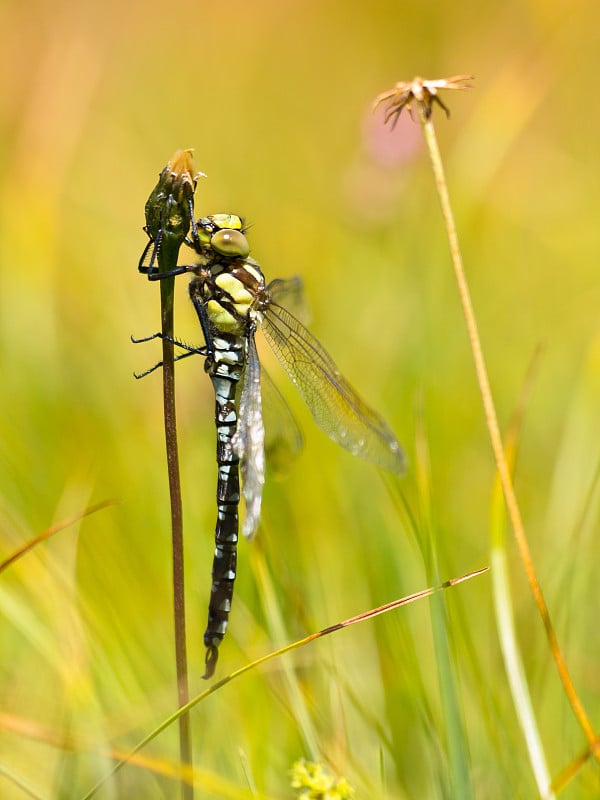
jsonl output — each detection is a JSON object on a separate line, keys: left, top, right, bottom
{"left": 139, "top": 213, "right": 406, "bottom": 678}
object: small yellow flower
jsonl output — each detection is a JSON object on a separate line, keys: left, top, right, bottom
{"left": 290, "top": 759, "right": 355, "bottom": 799}
{"left": 373, "top": 75, "right": 473, "bottom": 127}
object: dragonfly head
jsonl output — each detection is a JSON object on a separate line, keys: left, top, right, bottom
{"left": 197, "top": 214, "right": 250, "bottom": 259}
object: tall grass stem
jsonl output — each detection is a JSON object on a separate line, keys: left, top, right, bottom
{"left": 419, "top": 107, "right": 598, "bottom": 757}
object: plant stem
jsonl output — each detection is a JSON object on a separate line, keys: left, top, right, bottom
{"left": 160, "top": 275, "right": 193, "bottom": 800}
{"left": 142, "top": 150, "right": 199, "bottom": 799}
{"left": 419, "top": 109, "right": 599, "bottom": 756}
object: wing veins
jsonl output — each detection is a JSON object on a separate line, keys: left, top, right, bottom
{"left": 261, "top": 303, "right": 404, "bottom": 472}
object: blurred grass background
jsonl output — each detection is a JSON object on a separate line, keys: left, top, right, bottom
{"left": 1, "top": 0, "right": 600, "bottom": 797}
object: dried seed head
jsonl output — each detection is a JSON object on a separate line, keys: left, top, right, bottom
{"left": 374, "top": 75, "right": 473, "bottom": 128}
{"left": 167, "top": 148, "right": 206, "bottom": 190}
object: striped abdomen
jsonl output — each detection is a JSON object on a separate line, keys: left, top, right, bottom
{"left": 188, "top": 252, "right": 265, "bottom": 678}
{"left": 203, "top": 333, "right": 245, "bottom": 678}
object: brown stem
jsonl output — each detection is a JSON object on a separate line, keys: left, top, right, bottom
{"left": 420, "top": 109, "right": 598, "bottom": 756}
{"left": 161, "top": 277, "right": 193, "bottom": 800}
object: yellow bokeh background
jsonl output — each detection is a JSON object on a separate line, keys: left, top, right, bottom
{"left": 1, "top": 0, "right": 600, "bottom": 797}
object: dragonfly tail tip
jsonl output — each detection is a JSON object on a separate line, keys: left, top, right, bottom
{"left": 203, "top": 645, "right": 219, "bottom": 679}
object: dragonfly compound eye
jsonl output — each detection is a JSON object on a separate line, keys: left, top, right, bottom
{"left": 211, "top": 229, "right": 250, "bottom": 259}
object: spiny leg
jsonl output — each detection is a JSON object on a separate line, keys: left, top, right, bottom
{"left": 131, "top": 333, "right": 207, "bottom": 379}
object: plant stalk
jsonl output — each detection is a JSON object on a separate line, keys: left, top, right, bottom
{"left": 141, "top": 150, "right": 200, "bottom": 799}
{"left": 160, "top": 275, "right": 192, "bottom": 800}
{"left": 419, "top": 108, "right": 598, "bottom": 756}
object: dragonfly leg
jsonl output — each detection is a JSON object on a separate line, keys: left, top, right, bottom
{"left": 189, "top": 283, "right": 215, "bottom": 357}
{"left": 133, "top": 350, "right": 202, "bottom": 379}
{"left": 131, "top": 332, "right": 164, "bottom": 344}
{"left": 137, "top": 231, "right": 160, "bottom": 277}
{"left": 188, "top": 199, "right": 200, "bottom": 247}
{"left": 137, "top": 221, "right": 197, "bottom": 281}
{"left": 131, "top": 332, "right": 207, "bottom": 352}
{"left": 132, "top": 333, "right": 208, "bottom": 379}
{"left": 139, "top": 263, "right": 195, "bottom": 280}
{"left": 134, "top": 361, "right": 167, "bottom": 379}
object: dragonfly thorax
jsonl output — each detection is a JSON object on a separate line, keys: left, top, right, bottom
{"left": 189, "top": 254, "right": 265, "bottom": 336}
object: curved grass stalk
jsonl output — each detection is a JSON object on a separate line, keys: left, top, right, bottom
{"left": 249, "top": 544, "right": 321, "bottom": 760}
{"left": 489, "top": 349, "right": 554, "bottom": 799}
{"left": 78, "top": 567, "right": 487, "bottom": 799}
{"left": 0, "top": 499, "right": 119, "bottom": 573}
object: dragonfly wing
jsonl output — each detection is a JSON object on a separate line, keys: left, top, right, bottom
{"left": 261, "top": 365, "right": 303, "bottom": 477}
{"left": 260, "top": 303, "right": 406, "bottom": 474}
{"left": 233, "top": 332, "right": 265, "bottom": 539}
{"left": 265, "top": 277, "right": 309, "bottom": 324}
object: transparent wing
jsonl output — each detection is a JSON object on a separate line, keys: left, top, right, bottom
{"left": 261, "top": 366, "right": 303, "bottom": 477}
{"left": 232, "top": 333, "right": 265, "bottom": 540}
{"left": 260, "top": 297, "right": 406, "bottom": 474}
{"left": 266, "top": 277, "right": 310, "bottom": 324}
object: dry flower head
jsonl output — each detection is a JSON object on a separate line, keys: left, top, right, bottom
{"left": 374, "top": 75, "right": 473, "bottom": 128}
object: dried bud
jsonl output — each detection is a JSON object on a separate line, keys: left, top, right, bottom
{"left": 374, "top": 75, "right": 473, "bottom": 127}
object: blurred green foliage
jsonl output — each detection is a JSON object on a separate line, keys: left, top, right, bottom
{"left": 1, "top": 0, "right": 600, "bottom": 797}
